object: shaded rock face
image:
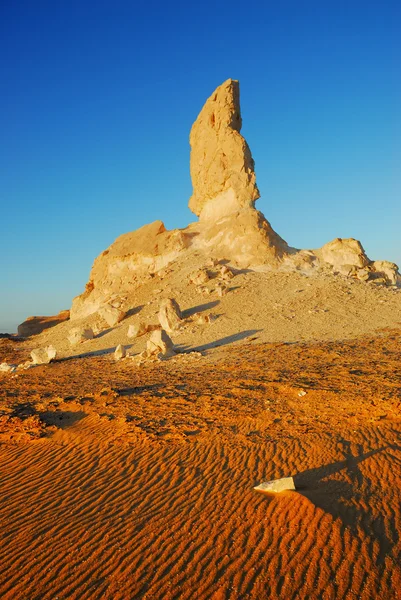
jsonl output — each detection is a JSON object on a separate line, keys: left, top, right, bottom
{"left": 189, "top": 79, "right": 260, "bottom": 221}
{"left": 18, "top": 311, "right": 70, "bottom": 338}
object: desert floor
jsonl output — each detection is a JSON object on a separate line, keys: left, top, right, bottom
{"left": 0, "top": 330, "right": 400, "bottom": 599}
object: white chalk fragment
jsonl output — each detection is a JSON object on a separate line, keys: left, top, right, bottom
{"left": 254, "top": 477, "right": 295, "bottom": 494}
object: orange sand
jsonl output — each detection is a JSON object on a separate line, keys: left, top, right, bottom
{"left": 0, "top": 332, "right": 400, "bottom": 599}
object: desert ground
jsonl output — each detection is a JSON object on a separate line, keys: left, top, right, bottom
{"left": 1, "top": 323, "right": 400, "bottom": 599}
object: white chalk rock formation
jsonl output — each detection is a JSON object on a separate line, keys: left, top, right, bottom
{"left": 254, "top": 477, "right": 295, "bottom": 494}
{"left": 188, "top": 78, "right": 259, "bottom": 220}
{"left": 320, "top": 238, "right": 370, "bottom": 269}
{"left": 67, "top": 79, "right": 400, "bottom": 322}
{"left": 146, "top": 329, "right": 175, "bottom": 357}
{"left": 67, "top": 327, "right": 94, "bottom": 346}
{"left": 158, "top": 298, "right": 182, "bottom": 333}
{"left": 31, "top": 345, "right": 57, "bottom": 365}
{"left": 114, "top": 344, "right": 126, "bottom": 361}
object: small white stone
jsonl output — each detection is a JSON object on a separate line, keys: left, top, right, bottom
{"left": 254, "top": 477, "right": 295, "bottom": 494}
{"left": 114, "top": 344, "right": 126, "bottom": 361}
{"left": 0, "top": 362, "right": 16, "bottom": 373}
{"left": 127, "top": 322, "right": 148, "bottom": 338}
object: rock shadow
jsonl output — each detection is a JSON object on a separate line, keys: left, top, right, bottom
{"left": 116, "top": 384, "right": 164, "bottom": 397}
{"left": 10, "top": 402, "right": 87, "bottom": 430}
{"left": 293, "top": 441, "right": 398, "bottom": 564}
{"left": 59, "top": 345, "right": 133, "bottom": 361}
{"left": 182, "top": 301, "right": 220, "bottom": 319}
{"left": 39, "top": 410, "right": 87, "bottom": 429}
{"left": 190, "top": 329, "right": 261, "bottom": 352}
{"left": 125, "top": 305, "right": 145, "bottom": 318}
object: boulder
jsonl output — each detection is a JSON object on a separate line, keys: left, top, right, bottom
{"left": 146, "top": 329, "right": 175, "bottom": 357}
{"left": 321, "top": 238, "right": 369, "bottom": 269}
{"left": 30, "top": 345, "right": 57, "bottom": 365}
{"left": 370, "top": 260, "right": 400, "bottom": 285}
{"left": 127, "top": 322, "right": 149, "bottom": 338}
{"left": 188, "top": 79, "right": 259, "bottom": 220}
{"left": 114, "top": 344, "right": 126, "bottom": 361}
{"left": 67, "top": 327, "right": 94, "bottom": 346}
{"left": 98, "top": 305, "right": 126, "bottom": 328}
{"left": 158, "top": 298, "right": 182, "bottom": 333}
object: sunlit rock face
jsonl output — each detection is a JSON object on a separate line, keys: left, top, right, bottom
{"left": 188, "top": 78, "right": 260, "bottom": 221}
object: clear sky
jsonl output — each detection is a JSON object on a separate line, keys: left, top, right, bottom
{"left": 1, "top": 0, "right": 400, "bottom": 332}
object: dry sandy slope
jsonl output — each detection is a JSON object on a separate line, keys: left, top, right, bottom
{"left": 0, "top": 333, "right": 400, "bottom": 599}
{"left": 16, "top": 262, "right": 401, "bottom": 361}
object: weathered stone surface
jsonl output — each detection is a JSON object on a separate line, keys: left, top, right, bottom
{"left": 370, "top": 260, "right": 400, "bottom": 285}
{"left": 30, "top": 345, "right": 57, "bottom": 365}
{"left": 320, "top": 238, "right": 369, "bottom": 269}
{"left": 127, "top": 322, "right": 148, "bottom": 338}
{"left": 114, "top": 344, "right": 126, "bottom": 361}
{"left": 158, "top": 299, "right": 182, "bottom": 333}
{"left": 70, "top": 222, "right": 190, "bottom": 320}
{"left": 17, "top": 310, "right": 70, "bottom": 337}
{"left": 195, "top": 207, "right": 289, "bottom": 268}
{"left": 189, "top": 79, "right": 259, "bottom": 220}
{"left": 98, "top": 305, "right": 126, "bottom": 328}
{"left": 146, "top": 329, "right": 175, "bottom": 357}
{"left": 67, "top": 327, "right": 94, "bottom": 346}
{"left": 254, "top": 477, "right": 295, "bottom": 494}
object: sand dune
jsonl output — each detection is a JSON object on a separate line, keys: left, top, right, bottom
{"left": 0, "top": 334, "right": 400, "bottom": 599}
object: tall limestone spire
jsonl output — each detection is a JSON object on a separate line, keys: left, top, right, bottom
{"left": 188, "top": 79, "right": 260, "bottom": 221}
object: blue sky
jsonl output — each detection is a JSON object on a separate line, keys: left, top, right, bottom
{"left": 1, "top": 0, "right": 400, "bottom": 332}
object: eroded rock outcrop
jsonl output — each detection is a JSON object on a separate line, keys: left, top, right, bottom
{"left": 67, "top": 79, "right": 399, "bottom": 322}
{"left": 188, "top": 79, "right": 259, "bottom": 221}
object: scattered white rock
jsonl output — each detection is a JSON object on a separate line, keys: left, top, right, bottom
{"left": 0, "top": 362, "right": 17, "bottom": 373}
{"left": 114, "top": 344, "right": 126, "bottom": 361}
{"left": 218, "top": 265, "right": 234, "bottom": 280}
{"left": 127, "top": 322, "right": 149, "bottom": 338}
{"left": 215, "top": 283, "right": 228, "bottom": 297}
{"left": 194, "top": 312, "right": 213, "bottom": 325}
{"left": 30, "top": 345, "right": 57, "bottom": 365}
{"left": 68, "top": 327, "right": 94, "bottom": 346}
{"left": 158, "top": 298, "right": 182, "bottom": 333}
{"left": 146, "top": 328, "right": 176, "bottom": 357}
{"left": 254, "top": 477, "right": 295, "bottom": 494}
{"left": 190, "top": 269, "right": 210, "bottom": 285}
{"left": 98, "top": 305, "right": 126, "bottom": 327}
{"left": 298, "top": 390, "right": 307, "bottom": 397}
